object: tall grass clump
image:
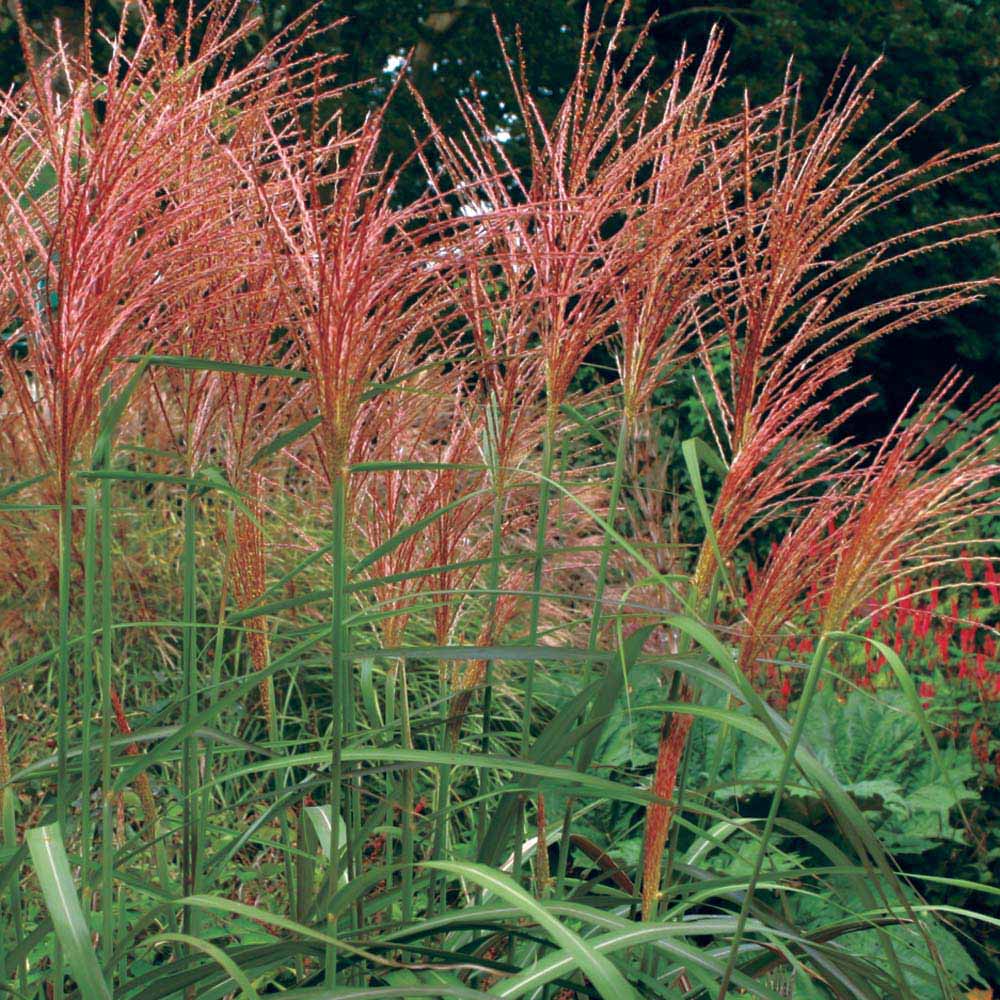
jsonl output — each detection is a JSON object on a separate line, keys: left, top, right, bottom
{"left": 0, "top": 2, "right": 998, "bottom": 998}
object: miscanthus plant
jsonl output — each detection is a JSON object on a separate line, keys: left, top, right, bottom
{"left": 0, "top": 2, "right": 998, "bottom": 998}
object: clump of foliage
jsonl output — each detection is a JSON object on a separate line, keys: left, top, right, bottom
{"left": 0, "top": 2, "right": 997, "bottom": 998}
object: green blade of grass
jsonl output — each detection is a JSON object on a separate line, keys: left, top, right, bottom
{"left": 424, "top": 861, "right": 640, "bottom": 1000}
{"left": 147, "top": 933, "right": 262, "bottom": 1000}
{"left": 26, "top": 823, "right": 113, "bottom": 1000}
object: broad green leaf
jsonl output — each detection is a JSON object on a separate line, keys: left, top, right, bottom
{"left": 305, "top": 805, "right": 348, "bottom": 867}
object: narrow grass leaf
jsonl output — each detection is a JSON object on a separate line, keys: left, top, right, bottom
{"left": 26, "top": 823, "right": 113, "bottom": 1000}
{"left": 425, "top": 861, "right": 640, "bottom": 1000}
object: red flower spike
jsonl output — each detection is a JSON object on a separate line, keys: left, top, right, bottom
{"left": 961, "top": 626, "right": 976, "bottom": 656}
{"left": 976, "top": 653, "right": 988, "bottom": 683}
{"left": 641, "top": 696, "right": 694, "bottom": 921}
{"left": 919, "top": 680, "right": 935, "bottom": 699}
{"left": 985, "top": 561, "right": 1000, "bottom": 605}
{"left": 961, "top": 549, "right": 974, "bottom": 582}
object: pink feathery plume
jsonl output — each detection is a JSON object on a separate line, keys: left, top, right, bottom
{"left": 823, "top": 372, "right": 1000, "bottom": 633}
{"left": 612, "top": 32, "right": 735, "bottom": 418}
{"left": 437, "top": 6, "right": 713, "bottom": 418}
{"left": 692, "top": 60, "right": 1000, "bottom": 593}
{"left": 0, "top": 0, "right": 340, "bottom": 492}
{"left": 240, "top": 96, "right": 455, "bottom": 486}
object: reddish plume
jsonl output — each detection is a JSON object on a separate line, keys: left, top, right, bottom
{"left": 242, "top": 102, "right": 454, "bottom": 484}
{"left": 436, "top": 7, "right": 712, "bottom": 416}
{"left": 736, "top": 495, "right": 844, "bottom": 680}
{"left": 823, "top": 373, "right": 1000, "bottom": 632}
{"left": 641, "top": 687, "right": 693, "bottom": 921}
{"left": 612, "top": 35, "right": 733, "bottom": 418}
{"left": 691, "top": 60, "right": 1000, "bottom": 594}
{"left": 0, "top": 0, "right": 331, "bottom": 491}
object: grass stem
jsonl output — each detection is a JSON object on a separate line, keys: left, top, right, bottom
{"left": 180, "top": 488, "right": 201, "bottom": 954}
{"left": 325, "top": 469, "right": 348, "bottom": 985}
{"left": 476, "top": 484, "right": 505, "bottom": 854}
{"left": 80, "top": 489, "right": 98, "bottom": 896}
{"left": 715, "top": 635, "right": 830, "bottom": 998}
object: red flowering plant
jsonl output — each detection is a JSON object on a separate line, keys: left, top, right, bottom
{"left": 851, "top": 547, "right": 1000, "bottom": 783}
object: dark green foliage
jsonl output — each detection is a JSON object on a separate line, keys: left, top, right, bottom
{"left": 703, "top": 687, "right": 977, "bottom": 850}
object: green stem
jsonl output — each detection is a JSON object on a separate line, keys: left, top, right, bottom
{"left": 260, "top": 630, "right": 298, "bottom": 933}
{"left": 52, "top": 473, "right": 71, "bottom": 998}
{"left": 181, "top": 488, "right": 200, "bottom": 950}
{"left": 56, "top": 476, "right": 72, "bottom": 836}
{"left": 513, "top": 408, "right": 557, "bottom": 887}
{"left": 399, "top": 661, "right": 414, "bottom": 924}
{"left": 0, "top": 683, "right": 25, "bottom": 991}
{"left": 99, "top": 463, "right": 115, "bottom": 963}
{"left": 553, "top": 799, "right": 573, "bottom": 897}
{"left": 344, "top": 605, "right": 362, "bottom": 942}
{"left": 476, "top": 485, "right": 505, "bottom": 853}
{"left": 201, "top": 555, "right": 229, "bottom": 884}
{"left": 554, "top": 410, "right": 629, "bottom": 894}
{"left": 431, "top": 760, "right": 452, "bottom": 916}
{"left": 525, "top": 407, "right": 556, "bottom": 737}
{"left": 80, "top": 489, "right": 98, "bottom": 894}
{"left": 325, "top": 470, "right": 348, "bottom": 986}
{"left": 430, "top": 653, "right": 451, "bottom": 917}
{"left": 385, "top": 663, "right": 398, "bottom": 891}
{"left": 586, "top": 411, "right": 629, "bottom": 657}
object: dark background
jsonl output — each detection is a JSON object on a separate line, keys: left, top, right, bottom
{"left": 3, "top": 0, "right": 998, "bottom": 434}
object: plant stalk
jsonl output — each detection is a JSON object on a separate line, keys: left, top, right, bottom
{"left": 553, "top": 409, "right": 629, "bottom": 894}
{"left": 399, "top": 661, "right": 415, "bottom": 924}
{"left": 99, "top": 459, "right": 115, "bottom": 963}
{"left": 325, "top": 468, "right": 348, "bottom": 985}
{"left": 80, "top": 488, "right": 98, "bottom": 894}
{"left": 586, "top": 411, "right": 629, "bottom": 657}
{"left": 180, "top": 487, "right": 202, "bottom": 959}
{"left": 476, "top": 482, "right": 505, "bottom": 853}
{"left": 56, "top": 475, "right": 72, "bottom": 836}
{"left": 513, "top": 406, "right": 557, "bottom": 885}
